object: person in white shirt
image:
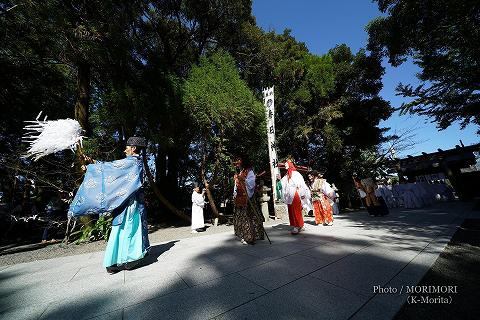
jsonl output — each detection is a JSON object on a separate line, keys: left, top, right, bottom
{"left": 191, "top": 183, "right": 206, "bottom": 233}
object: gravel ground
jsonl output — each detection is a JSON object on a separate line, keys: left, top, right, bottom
{"left": 0, "top": 219, "right": 283, "bottom": 267}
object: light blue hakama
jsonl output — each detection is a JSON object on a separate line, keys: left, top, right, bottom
{"left": 103, "top": 195, "right": 150, "bottom": 267}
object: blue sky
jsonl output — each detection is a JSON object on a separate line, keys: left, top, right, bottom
{"left": 252, "top": 0, "right": 479, "bottom": 157}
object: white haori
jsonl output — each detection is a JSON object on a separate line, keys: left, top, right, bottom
{"left": 281, "top": 171, "right": 309, "bottom": 206}
{"left": 191, "top": 191, "right": 205, "bottom": 230}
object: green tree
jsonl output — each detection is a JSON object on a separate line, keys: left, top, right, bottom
{"left": 234, "top": 29, "right": 337, "bottom": 163}
{"left": 183, "top": 50, "right": 266, "bottom": 217}
{"left": 324, "top": 45, "right": 393, "bottom": 194}
{"left": 367, "top": 0, "right": 480, "bottom": 130}
{"left": 230, "top": 26, "right": 392, "bottom": 205}
{"left": 1, "top": 0, "right": 258, "bottom": 222}
{"left": 1, "top": 0, "right": 398, "bottom": 227}
{"left": 124, "top": 0, "right": 256, "bottom": 209}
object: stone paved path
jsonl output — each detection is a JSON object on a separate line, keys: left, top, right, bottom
{"left": 0, "top": 202, "right": 475, "bottom": 320}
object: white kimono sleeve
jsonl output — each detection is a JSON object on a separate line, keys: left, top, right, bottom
{"left": 323, "top": 182, "right": 334, "bottom": 199}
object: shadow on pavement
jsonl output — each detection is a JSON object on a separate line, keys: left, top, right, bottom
{"left": 394, "top": 218, "right": 480, "bottom": 319}
{"left": 130, "top": 240, "right": 178, "bottom": 270}
{"left": 0, "top": 201, "right": 476, "bottom": 320}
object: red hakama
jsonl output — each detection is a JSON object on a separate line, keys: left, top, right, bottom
{"left": 288, "top": 191, "right": 304, "bottom": 228}
{"left": 313, "top": 195, "right": 333, "bottom": 225}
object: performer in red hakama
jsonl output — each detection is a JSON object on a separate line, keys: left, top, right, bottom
{"left": 281, "top": 160, "right": 309, "bottom": 234}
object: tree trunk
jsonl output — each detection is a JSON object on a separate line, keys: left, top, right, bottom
{"left": 143, "top": 155, "right": 191, "bottom": 223}
{"left": 73, "top": 62, "right": 92, "bottom": 230}
{"left": 74, "top": 62, "right": 90, "bottom": 135}
{"left": 201, "top": 154, "right": 219, "bottom": 219}
{"left": 74, "top": 62, "right": 91, "bottom": 184}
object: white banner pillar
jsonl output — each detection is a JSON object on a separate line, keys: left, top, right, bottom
{"left": 263, "top": 86, "right": 279, "bottom": 203}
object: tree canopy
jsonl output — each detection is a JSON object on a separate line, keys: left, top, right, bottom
{"left": 367, "top": 0, "right": 480, "bottom": 131}
{"left": 1, "top": 0, "right": 394, "bottom": 222}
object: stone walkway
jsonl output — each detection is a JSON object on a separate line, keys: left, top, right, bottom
{"left": 0, "top": 202, "right": 475, "bottom": 320}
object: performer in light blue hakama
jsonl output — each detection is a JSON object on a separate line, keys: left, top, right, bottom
{"left": 68, "top": 137, "right": 150, "bottom": 274}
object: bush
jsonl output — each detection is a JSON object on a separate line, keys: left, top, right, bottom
{"left": 70, "top": 216, "right": 112, "bottom": 244}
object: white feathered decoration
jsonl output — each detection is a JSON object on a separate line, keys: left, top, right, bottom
{"left": 23, "top": 111, "right": 85, "bottom": 161}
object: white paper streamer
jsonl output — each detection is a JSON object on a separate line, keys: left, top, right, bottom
{"left": 23, "top": 112, "right": 84, "bottom": 160}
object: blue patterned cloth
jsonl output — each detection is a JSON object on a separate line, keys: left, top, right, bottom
{"left": 68, "top": 156, "right": 143, "bottom": 219}
{"left": 68, "top": 155, "right": 150, "bottom": 268}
